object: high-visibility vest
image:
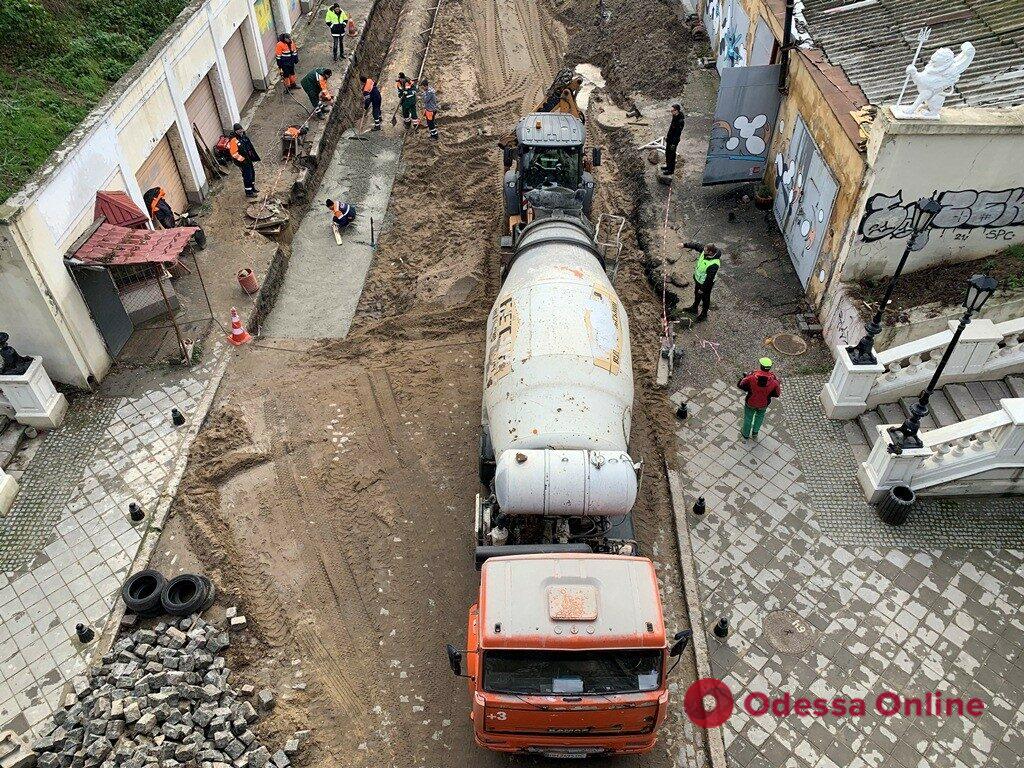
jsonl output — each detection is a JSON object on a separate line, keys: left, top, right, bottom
{"left": 693, "top": 252, "right": 720, "bottom": 284}
{"left": 149, "top": 188, "right": 166, "bottom": 215}
{"left": 274, "top": 41, "right": 296, "bottom": 63}
{"left": 227, "top": 137, "right": 246, "bottom": 162}
{"left": 362, "top": 78, "right": 375, "bottom": 93}
{"left": 325, "top": 8, "right": 349, "bottom": 26}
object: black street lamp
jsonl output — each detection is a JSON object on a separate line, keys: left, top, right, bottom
{"left": 888, "top": 274, "right": 998, "bottom": 453}
{"left": 847, "top": 196, "right": 943, "bottom": 365}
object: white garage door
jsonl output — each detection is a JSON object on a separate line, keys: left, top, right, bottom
{"left": 135, "top": 135, "right": 188, "bottom": 213}
{"left": 185, "top": 73, "right": 224, "bottom": 154}
{"left": 224, "top": 26, "right": 255, "bottom": 111}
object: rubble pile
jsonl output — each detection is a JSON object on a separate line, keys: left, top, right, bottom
{"left": 32, "top": 616, "right": 303, "bottom": 768}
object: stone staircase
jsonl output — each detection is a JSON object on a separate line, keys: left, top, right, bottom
{"left": 846, "top": 376, "right": 1024, "bottom": 464}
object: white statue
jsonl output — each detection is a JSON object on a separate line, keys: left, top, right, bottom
{"left": 895, "top": 42, "right": 975, "bottom": 120}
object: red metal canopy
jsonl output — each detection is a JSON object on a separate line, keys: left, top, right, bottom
{"left": 94, "top": 190, "right": 149, "bottom": 229}
{"left": 67, "top": 222, "right": 198, "bottom": 267}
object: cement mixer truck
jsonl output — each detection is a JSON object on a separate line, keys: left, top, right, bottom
{"left": 444, "top": 159, "right": 689, "bottom": 756}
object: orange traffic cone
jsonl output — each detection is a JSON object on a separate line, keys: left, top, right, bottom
{"left": 228, "top": 307, "right": 251, "bottom": 346}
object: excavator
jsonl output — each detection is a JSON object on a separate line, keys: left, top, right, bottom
{"left": 499, "top": 69, "right": 601, "bottom": 243}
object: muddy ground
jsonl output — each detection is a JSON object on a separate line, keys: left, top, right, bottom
{"left": 150, "top": 0, "right": 705, "bottom": 765}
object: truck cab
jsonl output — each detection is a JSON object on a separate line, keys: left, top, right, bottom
{"left": 449, "top": 553, "right": 681, "bottom": 758}
{"left": 502, "top": 113, "right": 597, "bottom": 238}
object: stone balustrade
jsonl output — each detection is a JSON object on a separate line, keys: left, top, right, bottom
{"left": 857, "top": 398, "right": 1024, "bottom": 503}
{"left": 821, "top": 317, "right": 1024, "bottom": 419}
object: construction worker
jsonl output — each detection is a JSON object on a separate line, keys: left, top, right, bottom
{"left": 681, "top": 241, "right": 720, "bottom": 322}
{"left": 395, "top": 72, "right": 418, "bottom": 129}
{"left": 274, "top": 34, "right": 299, "bottom": 89}
{"left": 738, "top": 358, "right": 782, "bottom": 440}
{"left": 325, "top": 199, "right": 356, "bottom": 230}
{"left": 301, "top": 67, "right": 333, "bottom": 113}
{"left": 325, "top": 3, "right": 350, "bottom": 61}
{"left": 661, "top": 104, "right": 685, "bottom": 176}
{"left": 360, "top": 75, "right": 382, "bottom": 131}
{"left": 227, "top": 123, "right": 261, "bottom": 198}
{"left": 420, "top": 78, "right": 439, "bottom": 140}
{"left": 143, "top": 186, "right": 175, "bottom": 229}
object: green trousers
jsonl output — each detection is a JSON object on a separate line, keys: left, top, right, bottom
{"left": 742, "top": 405, "right": 767, "bottom": 438}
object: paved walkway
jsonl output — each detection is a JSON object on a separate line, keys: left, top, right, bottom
{"left": 0, "top": 346, "right": 226, "bottom": 738}
{"left": 654, "top": 60, "right": 1024, "bottom": 768}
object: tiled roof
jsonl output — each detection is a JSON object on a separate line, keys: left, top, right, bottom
{"left": 803, "top": 0, "right": 1024, "bottom": 108}
{"left": 68, "top": 222, "right": 197, "bottom": 266}
{"left": 94, "top": 191, "right": 148, "bottom": 229}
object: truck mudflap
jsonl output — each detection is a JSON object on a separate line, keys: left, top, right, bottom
{"left": 475, "top": 543, "right": 592, "bottom": 570}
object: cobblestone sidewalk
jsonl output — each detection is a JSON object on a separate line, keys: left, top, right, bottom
{"left": 0, "top": 348, "right": 226, "bottom": 737}
{"left": 671, "top": 378, "right": 1024, "bottom": 768}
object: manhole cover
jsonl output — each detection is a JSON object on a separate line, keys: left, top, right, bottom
{"left": 769, "top": 332, "right": 808, "bottom": 356}
{"left": 763, "top": 610, "right": 816, "bottom": 655}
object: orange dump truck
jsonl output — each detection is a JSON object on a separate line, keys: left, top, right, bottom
{"left": 447, "top": 553, "right": 689, "bottom": 758}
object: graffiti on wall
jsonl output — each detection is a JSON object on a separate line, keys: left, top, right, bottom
{"left": 858, "top": 187, "right": 1024, "bottom": 244}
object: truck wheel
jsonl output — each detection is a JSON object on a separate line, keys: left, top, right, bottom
{"left": 479, "top": 428, "right": 496, "bottom": 486}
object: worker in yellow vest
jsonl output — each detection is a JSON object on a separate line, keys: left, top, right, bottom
{"left": 681, "top": 241, "right": 721, "bottom": 322}
{"left": 325, "top": 3, "right": 350, "bottom": 61}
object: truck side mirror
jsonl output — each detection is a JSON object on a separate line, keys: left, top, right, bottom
{"left": 592, "top": 147, "right": 602, "bottom": 167}
{"left": 446, "top": 644, "right": 466, "bottom": 677}
{"left": 670, "top": 630, "right": 692, "bottom": 657}
{"left": 667, "top": 630, "right": 693, "bottom": 676}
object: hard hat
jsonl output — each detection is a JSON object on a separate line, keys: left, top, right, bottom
{"left": 759, "top": 357, "right": 773, "bottom": 369}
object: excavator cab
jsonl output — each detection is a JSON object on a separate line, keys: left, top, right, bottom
{"left": 502, "top": 113, "right": 596, "bottom": 244}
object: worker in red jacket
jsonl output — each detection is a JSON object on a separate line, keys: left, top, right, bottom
{"left": 738, "top": 357, "right": 781, "bottom": 440}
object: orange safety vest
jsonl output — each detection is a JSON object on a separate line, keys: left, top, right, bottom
{"left": 274, "top": 41, "right": 296, "bottom": 61}
{"left": 318, "top": 74, "right": 333, "bottom": 100}
{"left": 149, "top": 187, "right": 166, "bottom": 215}
{"left": 227, "top": 137, "right": 245, "bottom": 162}
{"left": 362, "top": 78, "right": 375, "bottom": 93}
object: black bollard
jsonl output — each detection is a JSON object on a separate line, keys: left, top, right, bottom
{"left": 76, "top": 623, "right": 95, "bottom": 643}
{"left": 713, "top": 617, "right": 729, "bottom": 637}
{"left": 692, "top": 496, "right": 705, "bottom": 516}
{"left": 171, "top": 408, "right": 186, "bottom": 427}
{"left": 676, "top": 402, "right": 688, "bottom": 419}
{"left": 128, "top": 502, "right": 144, "bottom": 522}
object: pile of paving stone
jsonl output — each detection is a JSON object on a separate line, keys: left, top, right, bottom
{"left": 31, "top": 615, "right": 304, "bottom": 768}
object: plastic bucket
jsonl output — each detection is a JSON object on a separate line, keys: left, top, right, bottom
{"left": 237, "top": 268, "right": 260, "bottom": 295}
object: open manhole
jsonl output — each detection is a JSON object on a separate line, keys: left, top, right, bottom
{"left": 763, "top": 610, "right": 817, "bottom": 655}
{"left": 768, "top": 332, "right": 808, "bottom": 356}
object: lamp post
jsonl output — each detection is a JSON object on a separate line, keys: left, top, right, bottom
{"left": 847, "top": 196, "right": 943, "bottom": 365}
{"left": 888, "top": 274, "right": 998, "bottom": 453}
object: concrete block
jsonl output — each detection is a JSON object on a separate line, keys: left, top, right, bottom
{"left": 0, "top": 730, "right": 36, "bottom": 768}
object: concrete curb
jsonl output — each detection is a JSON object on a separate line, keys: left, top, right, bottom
{"left": 92, "top": 349, "right": 230, "bottom": 664}
{"left": 667, "top": 463, "right": 728, "bottom": 768}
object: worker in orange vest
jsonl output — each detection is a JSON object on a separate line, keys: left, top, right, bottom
{"left": 227, "top": 123, "right": 261, "bottom": 198}
{"left": 360, "top": 75, "right": 382, "bottom": 131}
{"left": 274, "top": 33, "right": 299, "bottom": 89}
{"left": 143, "top": 186, "right": 176, "bottom": 229}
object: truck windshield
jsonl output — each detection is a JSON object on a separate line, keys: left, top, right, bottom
{"left": 522, "top": 147, "right": 581, "bottom": 189}
{"left": 483, "top": 649, "right": 662, "bottom": 695}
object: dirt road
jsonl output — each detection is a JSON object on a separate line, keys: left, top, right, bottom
{"left": 153, "top": 0, "right": 705, "bottom": 765}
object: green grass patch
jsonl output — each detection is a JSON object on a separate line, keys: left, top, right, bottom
{"left": 0, "top": 0, "right": 186, "bottom": 204}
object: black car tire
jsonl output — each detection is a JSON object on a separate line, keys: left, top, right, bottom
{"left": 161, "top": 574, "right": 209, "bottom": 616}
{"left": 121, "top": 570, "right": 166, "bottom": 616}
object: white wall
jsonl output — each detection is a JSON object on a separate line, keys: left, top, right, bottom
{"left": 840, "top": 107, "right": 1024, "bottom": 282}
{"left": 0, "top": 0, "right": 269, "bottom": 387}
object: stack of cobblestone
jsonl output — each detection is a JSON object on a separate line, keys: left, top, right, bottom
{"left": 30, "top": 616, "right": 302, "bottom": 768}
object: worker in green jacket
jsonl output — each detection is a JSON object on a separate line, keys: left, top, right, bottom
{"left": 324, "top": 3, "right": 350, "bottom": 61}
{"left": 395, "top": 73, "right": 418, "bottom": 129}
{"left": 301, "top": 67, "right": 333, "bottom": 113}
